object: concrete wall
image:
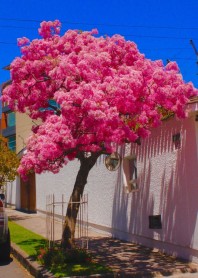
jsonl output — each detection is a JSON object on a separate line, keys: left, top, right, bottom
{"left": 16, "top": 112, "right": 35, "bottom": 153}
{"left": 35, "top": 114, "right": 198, "bottom": 262}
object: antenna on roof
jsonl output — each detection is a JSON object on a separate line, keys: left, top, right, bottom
{"left": 190, "top": 39, "right": 198, "bottom": 74}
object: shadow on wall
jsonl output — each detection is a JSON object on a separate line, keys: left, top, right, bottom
{"left": 158, "top": 118, "right": 198, "bottom": 260}
{"left": 111, "top": 116, "right": 198, "bottom": 261}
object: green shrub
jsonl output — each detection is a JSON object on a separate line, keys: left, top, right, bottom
{"left": 37, "top": 245, "right": 92, "bottom": 267}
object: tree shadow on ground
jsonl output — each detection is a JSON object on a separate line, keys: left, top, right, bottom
{"left": 89, "top": 237, "right": 198, "bottom": 277}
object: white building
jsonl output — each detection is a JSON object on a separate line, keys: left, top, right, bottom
{"left": 6, "top": 98, "right": 198, "bottom": 263}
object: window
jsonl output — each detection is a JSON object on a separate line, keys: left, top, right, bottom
{"left": 7, "top": 112, "right": 15, "bottom": 127}
{"left": 123, "top": 155, "right": 138, "bottom": 193}
{"left": 39, "top": 99, "right": 60, "bottom": 112}
{"left": 8, "top": 135, "right": 16, "bottom": 151}
{"left": 172, "top": 133, "right": 181, "bottom": 149}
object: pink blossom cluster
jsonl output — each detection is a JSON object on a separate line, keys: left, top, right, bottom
{"left": 38, "top": 20, "right": 61, "bottom": 39}
{"left": 2, "top": 20, "right": 198, "bottom": 179}
{"left": 17, "top": 37, "right": 30, "bottom": 47}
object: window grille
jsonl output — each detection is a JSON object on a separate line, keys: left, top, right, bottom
{"left": 123, "top": 155, "right": 138, "bottom": 193}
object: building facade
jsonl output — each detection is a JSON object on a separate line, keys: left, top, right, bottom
{"left": 0, "top": 81, "right": 16, "bottom": 150}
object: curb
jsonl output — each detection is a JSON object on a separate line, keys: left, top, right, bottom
{"left": 11, "top": 242, "right": 54, "bottom": 278}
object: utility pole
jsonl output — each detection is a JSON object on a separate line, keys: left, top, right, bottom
{"left": 190, "top": 39, "right": 198, "bottom": 74}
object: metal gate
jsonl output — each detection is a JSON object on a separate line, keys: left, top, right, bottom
{"left": 46, "top": 193, "right": 88, "bottom": 248}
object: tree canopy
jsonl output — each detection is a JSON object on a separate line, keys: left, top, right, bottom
{"left": 0, "top": 135, "right": 19, "bottom": 187}
{"left": 2, "top": 20, "right": 198, "bottom": 179}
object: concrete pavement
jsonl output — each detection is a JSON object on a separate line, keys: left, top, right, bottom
{"left": 6, "top": 208, "right": 198, "bottom": 277}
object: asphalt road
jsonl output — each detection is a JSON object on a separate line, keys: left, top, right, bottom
{"left": 0, "top": 255, "right": 33, "bottom": 278}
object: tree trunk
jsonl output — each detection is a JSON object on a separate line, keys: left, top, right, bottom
{"left": 61, "top": 152, "right": 101, "bottom": 249}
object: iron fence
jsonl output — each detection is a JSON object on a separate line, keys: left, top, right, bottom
{"left": 46, "top": 193, "right": 89, "bottom": 249}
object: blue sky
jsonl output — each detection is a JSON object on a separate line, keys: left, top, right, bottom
{"left": 0, "top": 0, "right": 198, "bottom": 88}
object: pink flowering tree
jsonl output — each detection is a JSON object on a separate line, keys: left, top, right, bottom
{"left": 2, "top": 20, "right": 198, "bottom": 249}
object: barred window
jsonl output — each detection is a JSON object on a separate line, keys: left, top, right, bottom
{"left": 123, "top": 155, "right": 138, "bottom": 193}
{"left": 8, "top": 135, "right": 16, "bottom": 151}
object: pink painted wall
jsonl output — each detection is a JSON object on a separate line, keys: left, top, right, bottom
{"left": 111, "top": 114, "right": 198, "bottom": 262}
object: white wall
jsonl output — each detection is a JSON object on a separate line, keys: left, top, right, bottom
{"left": 35, "top": 115, "right": 198, "bottom": 262}
{"left": 6, "top": 179, "right": 17, "bottom": 207}
{"left": 36, "top": 155, "right": 117, "bottom": 234}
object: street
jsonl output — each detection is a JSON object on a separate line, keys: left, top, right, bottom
{"left": 0, "top": 255, "right": 33, "bottom": 278}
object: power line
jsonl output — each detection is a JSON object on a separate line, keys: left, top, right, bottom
{"left": 0, "top": 31, "right": 197, "bottom": 42}
{"left": 0, "top": 25, "right": 35, "bottom": 30}
{"left": 107, "top": 33, "right": 198, "bottom": 40}
{"left": 0, "top": 23, "right": 197, "bottom": 41}
{"left": 0, "top": 21, "right": 197, "bottom": 41}
{"left": 0, "top": 41, "right": 15, "bottom": 45}
{"left": 0, "top": 41, "right": 193, "bottom": 49}
{"left": 141, "top": 47, "right": 190, "bottom": 51}
{"left": 0, "top": 17, "right": 198, "bottom": 30}
{"left": 165, "top": 57, "right": 194, "bottom": 61}
{"left": 0, "top": 17, "right": 40, "bottom": 23}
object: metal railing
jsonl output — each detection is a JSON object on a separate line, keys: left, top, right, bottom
{"left": 46, "top": 193, "right": 89, "bottom": 249}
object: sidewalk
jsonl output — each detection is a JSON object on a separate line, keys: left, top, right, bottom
{"left": 6, "top": 208, "right": 198, "bottom": 277}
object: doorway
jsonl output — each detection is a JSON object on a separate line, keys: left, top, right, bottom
{"left": 20, "top": 173, "right": 36, "bottom": 212}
